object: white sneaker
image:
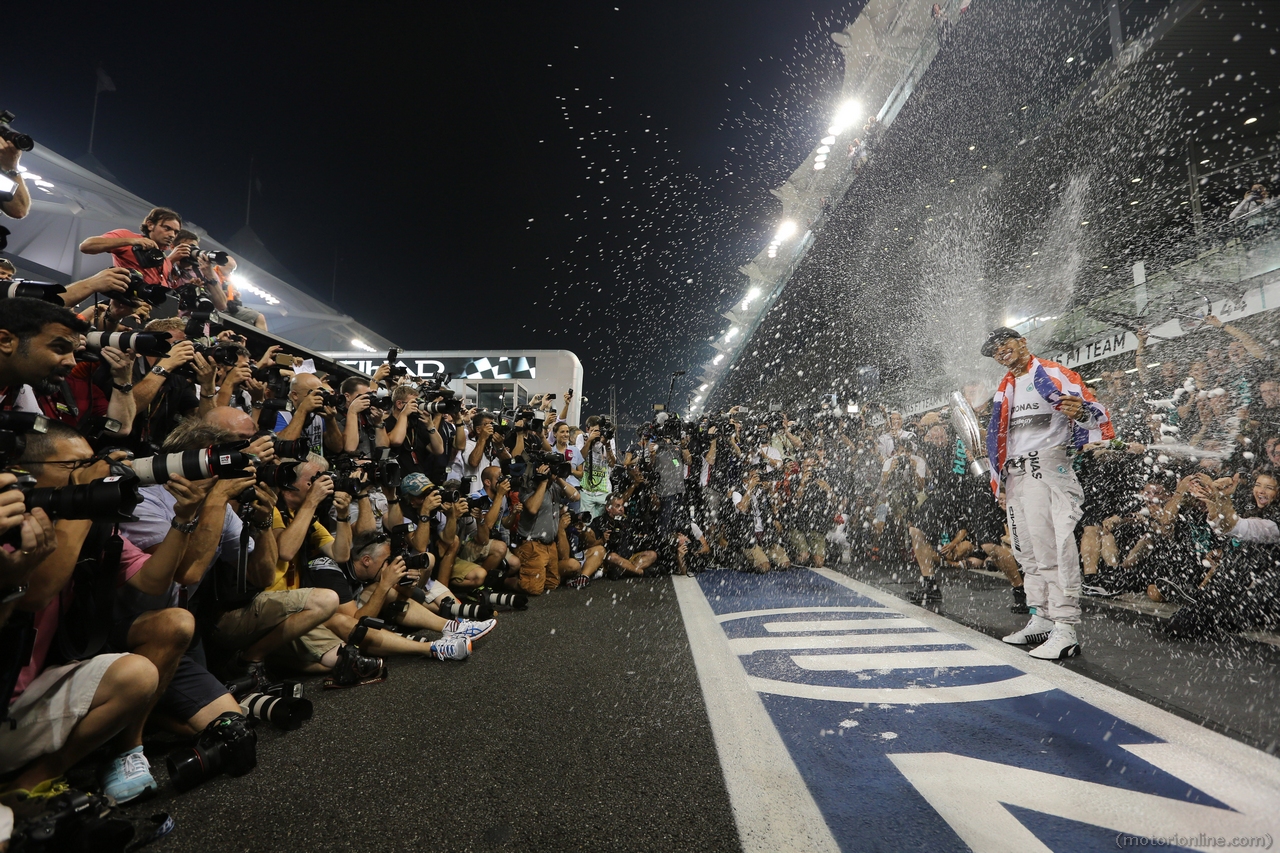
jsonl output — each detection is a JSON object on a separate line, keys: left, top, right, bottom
{"left": 1002, "top": 614, "right": 1054, "bottom": 646}
{"left": 1028, "top": 623, "right": 1081, "bottom": 660}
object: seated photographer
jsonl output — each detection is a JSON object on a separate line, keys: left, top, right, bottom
{"left": 674, "top": 520, "right": 712, "bottom": 577}
{"left": 445, "top": 474, "right": 517, "bottom": 590}
{"left": 212, "top": 263, "right": 269, "bottom": 331}
{"left": 583, "top": 494, "right": 657, "bottom": 580}
{"left": 730, "top": 467, "right": 791, "bottom": 573}
{"left": 274, "top": 372, "right": 342, "bottom": 457}
{"left": 780, "top": 456, "right": 835, "bottom": 569}
{"left": 508, "top": 456, "right": 580, "bottom": 595}
{"left": 78, "top": 207, "right": 183, "bottom": 289}
{"left": 304, "top": 530, "right": 491, "bottom": 660}
{"left": 1, "top": 422, "right": 165, "bottom": 804}
{"left": 334, "top": 372, "right": 390, "bottom": 459}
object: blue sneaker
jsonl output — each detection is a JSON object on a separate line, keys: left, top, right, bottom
{"left": 429, "top": 636, "right": 471, "bottom": 661}
{"left": 100, "top": 746, "right": 157, "bottom": 804}
{"left": 443, "top": 618, "right": 496, "bottom": 642}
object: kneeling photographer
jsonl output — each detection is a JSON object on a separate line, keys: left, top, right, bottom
{"left": 507, "top": 450, "right": 579, "bottom": 595}
{"left": 584, "top": 493, "right": 658, "bottom": 580}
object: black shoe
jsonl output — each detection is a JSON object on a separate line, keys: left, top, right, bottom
{"left": 1153, "top": 577, "right": 1198, "bottom": 604}
{"left": 329, "top": 644, "right": 387, "bottom": 688}
{"left": 224, "top": 653, "right": 272, "bottom": 698}
{"left": 908, "top": 576, "right": 942, "bottom": 603}
{"left": 1010, "top": 586, "right": 1030, "bottom": 614}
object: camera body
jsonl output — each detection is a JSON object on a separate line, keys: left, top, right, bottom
{"left": 130, "top": 244, "right": 167, "bottom": 269}
{"left": 112, "top": 269, "right": 169, "bottom": 306}
{"left": 527, "top": 449, "right": 570, "bottom": 482}
{"left": 166, "top": 711, "right": 257, "bottom": 792}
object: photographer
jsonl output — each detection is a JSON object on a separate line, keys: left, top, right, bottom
{"left": 730, "top": 467, "right": 791, "bottom": 573}
{"left": 648, "top": 416, "right": 691, "bottom": 538}
{"left": 0, "top": 264, "right": 137, "bottom": 310}
{"left": 79, "top": 207, "right": 183, "bottom": 289}
{"left": 0, "top": 473, "right": 55, "bottom": 631}
{"left": 302, "top": 532, "right": 484, "bottom": 662}
{"left": 451, "top": 409, "right": 502, "bottom": 482}
{"left": 385, "top": 384, "right": 445, "bottom": 476}
{"left": 584, "top": 494, "right": 657, "bottom": 580}
{"left": 275, "top": 372, "right": 342, "bottom": 458}
{"left": 576, "top": 416, "right": 617, "bottom": 520}
{"left": 335, "top": 374, "right": 388, "bottom": 458}
{"left": 127, "top": 317, "right": 206, "bottom": 449}
{"left": 168, "top": 230, "right": 229, "bottom": 313}
{"left": 1229, "top": 182, "right": 1271, "bottom": 224}
{"left": 0, "top": 298, "right": 91, "bottom": 415}
{"left": 2, "top": 422, "right": 166, "bottom": 803}
{"left": 507, "top": 454, "right": 580, "bottom": 595}
{"left": 0, "top": 133, "right": 30, "bottom": 219}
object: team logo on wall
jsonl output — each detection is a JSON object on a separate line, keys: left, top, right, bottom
{"left": 462, "top": 356, "right": 535, "bottom": 380}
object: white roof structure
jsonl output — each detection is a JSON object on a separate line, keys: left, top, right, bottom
{"left": 2, "top": 144, "right": 397, "bottom": 352}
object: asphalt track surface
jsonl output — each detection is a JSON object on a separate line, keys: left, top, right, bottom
{"left": 117, "top": 561, "right": 1280, "bottom": 852}
{"left": 136, "top": 580, "right": 741, "bottom": 853}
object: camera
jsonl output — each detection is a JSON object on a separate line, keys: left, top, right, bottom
{"left": 166, "top": 711, "right": 257, "bottom": 792}
{"left": 0, "top": 110, "right": 34, "bottom": 151}
{"left": 272, "top": 435, "right": 309, "bottom": 460}
{"left": 130, "top": 245, "right": 167, "bottom": 269}
{"left": 12, "top": 788, "right": 132, "bottom": 853}
{"left": 1, "top": 279, "right": 66, "bottom": 303}
{"left": 131, "top": 442, "right": 255, "bottom": 486}
{"left": 385, "top": 347, "right": 408, "bottom": 379}
{"left": 597, "top": 416, "right": 615, "bottom": 442}
{"left": 84, "top": 329, "right": 172, "bottom": 358}
{"left": 240, "top": 690, "right": 313, "bottom": 732}
{"left": 112, "top": 268, "right": 169, "bottom": 306}
{"left": 0, "top": 411, "right": 48, "bottom": 467}
{"left": 191, "top": 341, "right": 241, "bottom": 367}
{"left": 256, "top": 459, "right": 301, "bottom": 490}
{"left": 320, "top": 390, "right": 347, "bottom": 412}
{"left": 421, "top": 396, "right": 462, "bottom": 416}
{"left": 0, "top": 469, "right": 143, "bottom": 542}
{"left": 527, "top": 450, "right": 570, "bottom": 481}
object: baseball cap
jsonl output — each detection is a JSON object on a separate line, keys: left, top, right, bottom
{"left": 400, "top": 473, "right": 432, "bottom": 496}
{"left": 980, "top": 326, "right": 1023, "bottom": 358}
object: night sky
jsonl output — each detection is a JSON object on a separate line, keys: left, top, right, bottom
{"left": 5, "top": 1, "right": 865, "bottom": 420}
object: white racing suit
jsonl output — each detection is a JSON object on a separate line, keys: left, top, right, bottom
{"left": 1002, "top": 445, "right": 1083, "bottom": 624}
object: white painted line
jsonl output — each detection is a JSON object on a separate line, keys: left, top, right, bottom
{"left": 728, "top": 631, "right": 957, "bottom": 654}
{"left": 812, "top": 569, "right": 1280, "bottom": 792}
{"left": 716, "top": 606, "right": 889, "bottom": 622}
{"left": 791, "top": 649, "right": 1006, "bottom": 671}
{"left": 764, "top": 617, "right": 928, "bottom": 633}
{"left": 672, "top": 575, "right": 842, "bottom": 853}
{"left": 746, "top": 673, "right": 1053, "bottom": 705}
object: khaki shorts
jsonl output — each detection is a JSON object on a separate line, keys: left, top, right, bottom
{"left": 212, "top": 589, "right": 316, "bottom": 649}
{"left": 514, "top": 540, "right": 558, "bottom": 595}
{"left": 788, "top": 529, "right": 827, "bottom": 560}
{"left": 0, "top": 654, "right": 125, "bottom": 774}
{"left": 458, "top": 540, "right": 492, "bottom": 565}
{"left": 744, "top": 544, "right": 790, "bottom": 569}
{"left": 275, "top": 626, "right": 343, "bottom": 666}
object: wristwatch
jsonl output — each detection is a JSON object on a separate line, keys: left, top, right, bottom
{"left": 0, "top": 168, "right": 18, "bottom": 180}
{"left": 151, "top": 365, "right": 171, "bottom": 378}
{"left": 112, "top": 382, "right": 134, "bottom": 393}
{"left": 0, "top": 584, "right": 27, "bottom": 604}
{"left": 171, "top": 516, "right": 199, "bottom": 534}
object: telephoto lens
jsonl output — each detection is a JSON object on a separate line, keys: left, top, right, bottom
{"left": 16, "top": 473, "right": 143, "bottom": 525}
{"left": 165, "top": 712, "right": 257, "bottom": 792}
{"left": 239, "top": 693, "right": 314, "bottom": 732}
{"left": 438, "top": 596, "right": 494, "bottom": 621}
{"left": 485, "top": 591, "right": 530, "bottom": 611}
{"left": 132, "top": 443, "right": 254, "bottom": 486}
{"left": 256, "top": 460, "right": 301, "bottom": 490}
{"left": 272, "top": 436, "right": 309, "bottom": 459}
{"left": 1, "top": 280, "right": 66, "bottom": 303}
{"left": 84, "top": 330, "right": 172, "bottom": 358}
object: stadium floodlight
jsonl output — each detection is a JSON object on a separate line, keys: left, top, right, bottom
{"left": 713, "top": 354, "right": 725, "bottom": 365}
{"left": 814, "top": 154, "right": 828, "bottom": 163}
{"left": 350, "top": 339, "right": 377, "bottom": 352}
{"left": 814, "top": 162, "right": 826, "bottom": 171}
{"left": 775, "top": 221, "right": 797, "bottom": 241}
{"left": 699, "top": 383, "right": 709, "bottom": 392}
{"left": 694, "top": 395, "right": 702, "bottom": 403}
{"left": 231, "top": 274, "right": 280, "bottom": 306}
{"left": 816, "top": 146, "right": 830, "bottom": 155}
{"left": 821, "top": 136, "right": 836, "bottom": 146}
{"left": 831, "top": 100, "right": 861, "bottom": 131}
{"left": 725, "top": 327, "right": 739, "bottom": 342}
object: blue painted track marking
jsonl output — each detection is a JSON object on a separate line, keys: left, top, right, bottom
{"left": 674, "top": 569, "right": 1280, "bottom": 853}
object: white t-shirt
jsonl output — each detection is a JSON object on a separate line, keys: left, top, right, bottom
{"left": 877, "top": 430, "right": 915, "bottom": 460}
{"left": 754, "top": 445, "right": 783, "bottom": 469}
{"left": 450, "top": 437, "right": 498, "bottom": 483}
{"left": 553, "top": 443, "right": 581, "bottom": 487}
{"left": 1006, "top": 378, "right": 1071, "bottom": 457}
